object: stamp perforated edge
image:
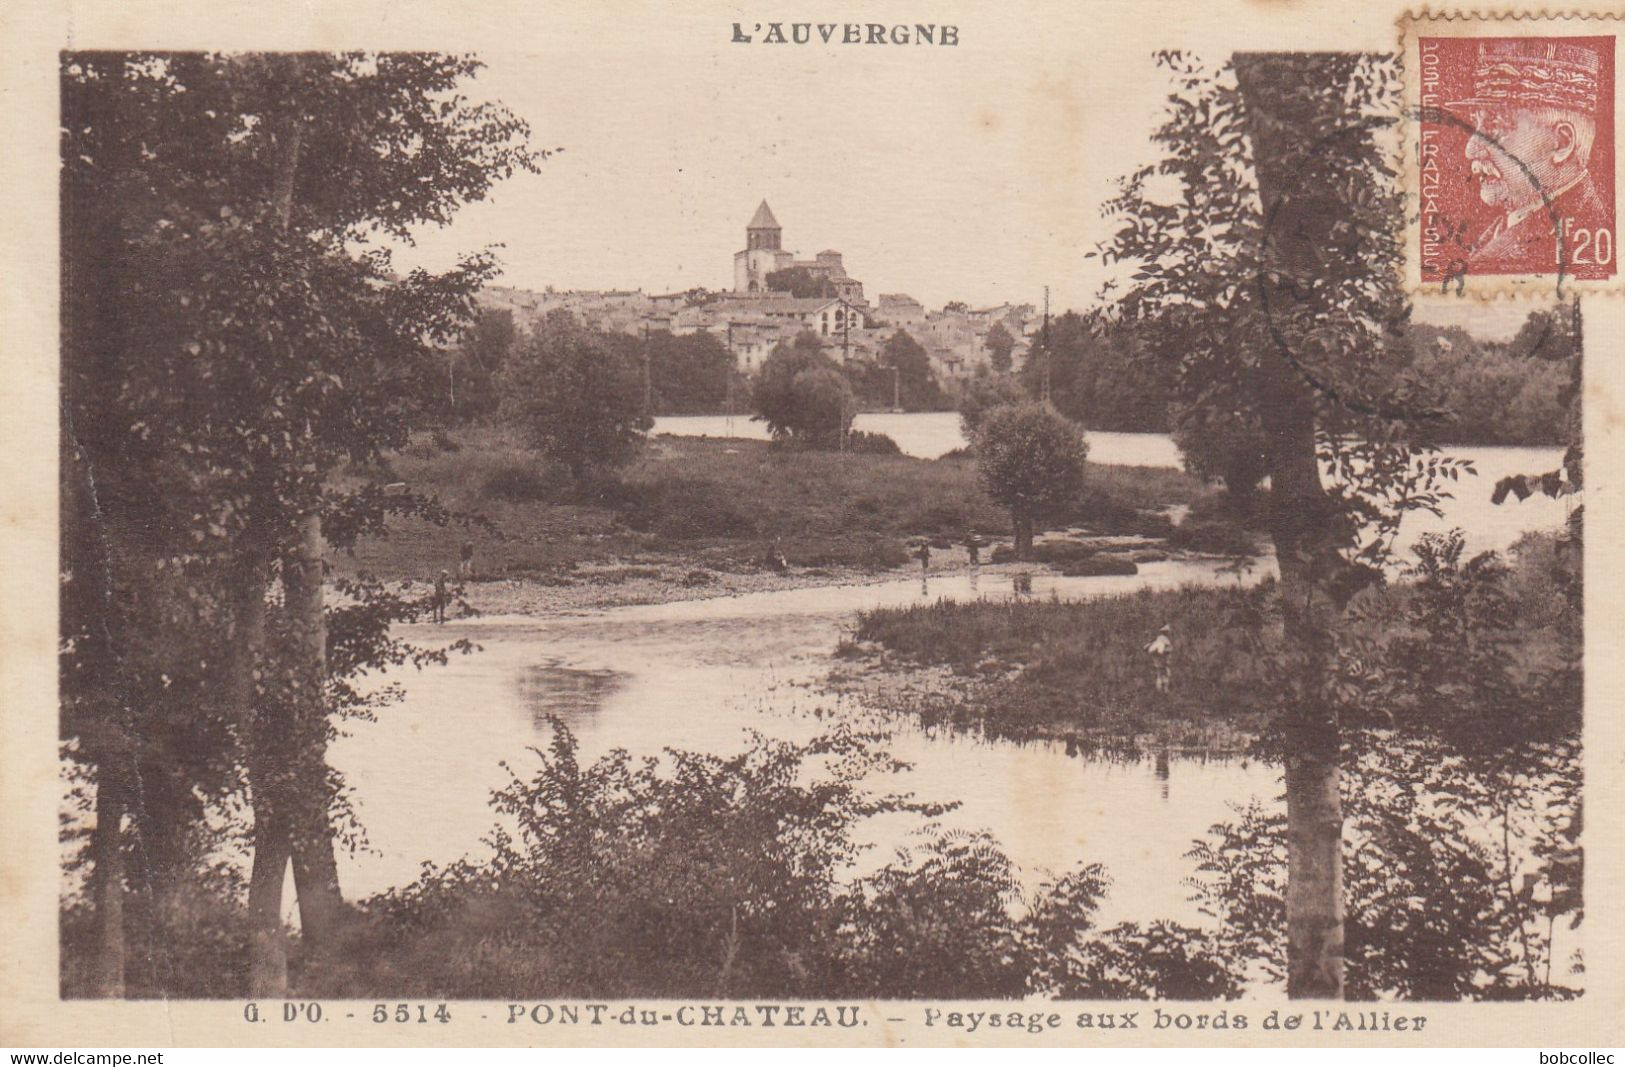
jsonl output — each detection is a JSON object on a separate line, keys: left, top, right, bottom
{"left": 1398, "top": 7, "right": 1625, "bottom": 300}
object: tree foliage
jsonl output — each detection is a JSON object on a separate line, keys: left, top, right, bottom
{"left": 876, "top": 329, "right": 942, "bottom": 411}
{"left": 60, "top": 50, "right": 538, "bottom": 993}
{"left": 984, "top": 322, "right": 1017, "bottom": 374}
{"left": 1019, "top": 311, "right": 1172, "bottom": 433}
{"left": 500, "top": 311, "right": 653, "bottom": 479}
{"left": 646, "top": 329, "right": 741, "bottom": 415}
{"left": 970, "top": 403, "right": 1088, "bottom": 556}
{"left": 751, "top": 332, "right": 855, "bottom": 447}
{"left": 765, "top": 266, "right": 837, "bottom": 299}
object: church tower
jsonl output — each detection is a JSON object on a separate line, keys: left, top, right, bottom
{"left": 735, "top": 200, "right": 793, "bottom": 292}
{"left": 746, "top": 200, "right": 782, "bottom": 250}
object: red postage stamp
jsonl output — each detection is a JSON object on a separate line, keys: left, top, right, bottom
{"left": 1406, "top": 17, "right": 1618, "bottom": 290}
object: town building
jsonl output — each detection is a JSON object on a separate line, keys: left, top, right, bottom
{"left": 474, "top": 200, "right": 1038, "bottom": 389}
{"left": 732, "top": 201, "right": 866, "bottom": 304}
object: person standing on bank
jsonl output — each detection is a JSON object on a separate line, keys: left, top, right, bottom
{"left": 432, "top": 569, "right": 450, "bottom": 625}
{"left": 1146, "top": 623, "right": 1173, "bottom": 694}
{"left": 459, "top": 539, "right": 476, "bottom": 580}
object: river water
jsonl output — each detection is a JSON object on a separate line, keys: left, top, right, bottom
{"left": 332, "top": 416, "right": 1570, "bottom": 928}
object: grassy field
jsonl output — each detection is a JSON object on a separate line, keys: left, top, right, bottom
{"left": 849, "top": 583, "right": 1276, "bottom": 754}
{"left": 333, "top": 427, "right": 1210, "bottom": 585}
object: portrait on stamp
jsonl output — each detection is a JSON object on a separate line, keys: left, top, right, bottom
{"left": 1418, "top": 35, "right": 1616, "bottom": 282}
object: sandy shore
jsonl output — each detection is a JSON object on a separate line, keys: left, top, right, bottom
{"left": 424, "top": 546, "right": 1045, "bottom": 618}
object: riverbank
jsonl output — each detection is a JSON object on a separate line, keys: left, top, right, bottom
{"left": 836, "top": 528, "right": 1578, "bottom": 755}
{"left": 335, "top": 428, "right": 1218, "bottom": 614}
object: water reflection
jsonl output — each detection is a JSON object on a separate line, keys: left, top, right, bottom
{"left": 333, "top": 560, "right": 1280, "bottom": 929}
{"left": 517, "top": 663, "right": 626, "bottom": 730}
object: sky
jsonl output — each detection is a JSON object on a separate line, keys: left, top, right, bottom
{"left": 380, "top": 3, "right": 1545, "bottom": 337}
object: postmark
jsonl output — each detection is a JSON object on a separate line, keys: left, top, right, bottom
{"left": 1401, "top": 11, "right": 1622, "bottom": 295}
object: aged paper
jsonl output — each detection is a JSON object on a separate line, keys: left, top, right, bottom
{"left": 4, "top": 0, "right": 1625, "bottom": 1049}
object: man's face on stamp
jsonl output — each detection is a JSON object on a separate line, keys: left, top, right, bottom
{"left": 1419, "top": 35, "right": 1616, "bottom": 281}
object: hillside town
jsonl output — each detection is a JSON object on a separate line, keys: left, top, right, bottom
{"left": 477, "top": 200, "right": 1037, "bottom": 382}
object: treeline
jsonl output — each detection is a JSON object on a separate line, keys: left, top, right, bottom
{"left": 1012, "top": 307, "right": 1576, "bottom": 446}
{"left": 440, "top": 307, "right": 747, "bottom": 423}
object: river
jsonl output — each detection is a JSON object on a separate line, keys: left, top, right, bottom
{"left": 331, "top": 415, "right": 1570, "bottom": 928}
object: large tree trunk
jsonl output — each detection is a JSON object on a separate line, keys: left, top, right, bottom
{"left": 235, "top": 554, "right": 290, "bottom": 996}
{"left": 246, "top": 803, "right": 291, "bottom": 997}
{"left": 255, "top": 92, "right": 348, "bottom": 970}
{"left": 283, "top": 515, "right": 345, "bottom": 946}
{"left": 88, "top": 763, "right": 126, "bottom": 998}
{"left": 1284, "top": 751, "right": 1344, "bottom": 996}
{"left": 1236, "top": 52, "right": 1357, "bottom": 1000}
{"left": 1012, "top": 509, "right": 1034, "bottom": 558}
{"left": 1263, "top": 401, "right": 1346, "bottom": 1000}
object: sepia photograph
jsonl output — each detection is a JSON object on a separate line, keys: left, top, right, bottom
{"left": 6, "top": 0, "right": 1624, "bottom": 1052}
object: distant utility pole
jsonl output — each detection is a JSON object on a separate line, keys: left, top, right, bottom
{"left": 642, "top": 322, "right": 653, "bottom": 418}
{"left": 725, "top": 322, "right": 735, "bottom": 432}
{"left": 1041, "top": 285, "right": 1052, "bottom": 404}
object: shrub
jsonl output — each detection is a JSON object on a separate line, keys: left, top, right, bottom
{"left": 846, "top": 430, "right": 902, "bottom": 455}
{"left": 1056, "top": 556, "right": 1138, "bottom": 577}
{"left": 908, "top": 500, "right": 970, "bottom": 535}
{"left": 482, "top": 462, "right": 565, "bottom": 502}
{"left": 619, "top": 479, "right": 757, "bottom": 540}
{"left": 1166, "top": 519, "right": 1258, "bottom": 556}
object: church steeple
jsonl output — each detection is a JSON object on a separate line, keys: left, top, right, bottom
{"left": 746, "top": 200, "right": 782, "bottom": 250}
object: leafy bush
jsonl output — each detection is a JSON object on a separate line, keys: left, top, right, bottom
{"left": 1056, "top": 556, "right": 1138, "bottom": 577}
{"left": 1166, "top": 519, "right": 1258, "bottom": 556}
{"left": 340, "top": 724, "right": 1254, "bottom": 1000}
{"left": 846, "top": 430, "right": 902, "bottom": 455}
{"left": 1190, "top": 735, "right": 1581, "bottom": 1000}
{"left": 971, "top": 403, "right": 1089, "bottom": 555}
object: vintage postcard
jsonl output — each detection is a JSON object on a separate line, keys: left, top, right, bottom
{"left": 3, "top": 0, "right": 1625, "bottom": 1051}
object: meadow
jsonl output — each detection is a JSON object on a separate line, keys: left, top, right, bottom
{"left": 333, "top": 428, "right": 1212, "bottom": 586}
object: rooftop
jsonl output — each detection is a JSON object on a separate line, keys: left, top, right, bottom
{"left": 747, "top": 200, "right": 781, "bottom": 230}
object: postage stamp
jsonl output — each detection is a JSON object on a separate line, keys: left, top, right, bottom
{"left": 1402, "top": 12, "right": 1622, "bottom": 294}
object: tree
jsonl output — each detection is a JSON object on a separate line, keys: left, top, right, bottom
{"left": 446, "top": 307, "right": 518, "bottom": 423}
{"left": 60, "top": 51, "right": 539, "bottom": 995}
{"left": 878, "top": 329, "right": 942, "bottom": 411}
{"left": 502, "top": 311, "right": 653, "bottom": 479}
{"left": 752, "top": 332, "right": 855, "bottom": 447}
{"left": 970, "top": 403, "right": 1088, "bottom": 557}
{"left": 1172, "top": 407, "right": 1269, "bottom": 511}
{"left": 985, "top": 322, "right": 1016, "bottom": 374}
{"left": 957, "top": 373, "right": 1027, "bottom": 438}
{"left": 1507, "top": 306, "right": 1580, "bottom": 364}
{"left": 1017, "top": 310, "right": 1172, "bottom": 433}
{"left": 765, "top": 266, "right": 837, "bottom": 299}
{"left": 789, "top": 368, "right": 859, "bottom": 449}
{"left": 646, "top": 329, "right": 738, "bottom": 415}
{"left": 1101, "top": 51, "right": 1468, "bottom": 997}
